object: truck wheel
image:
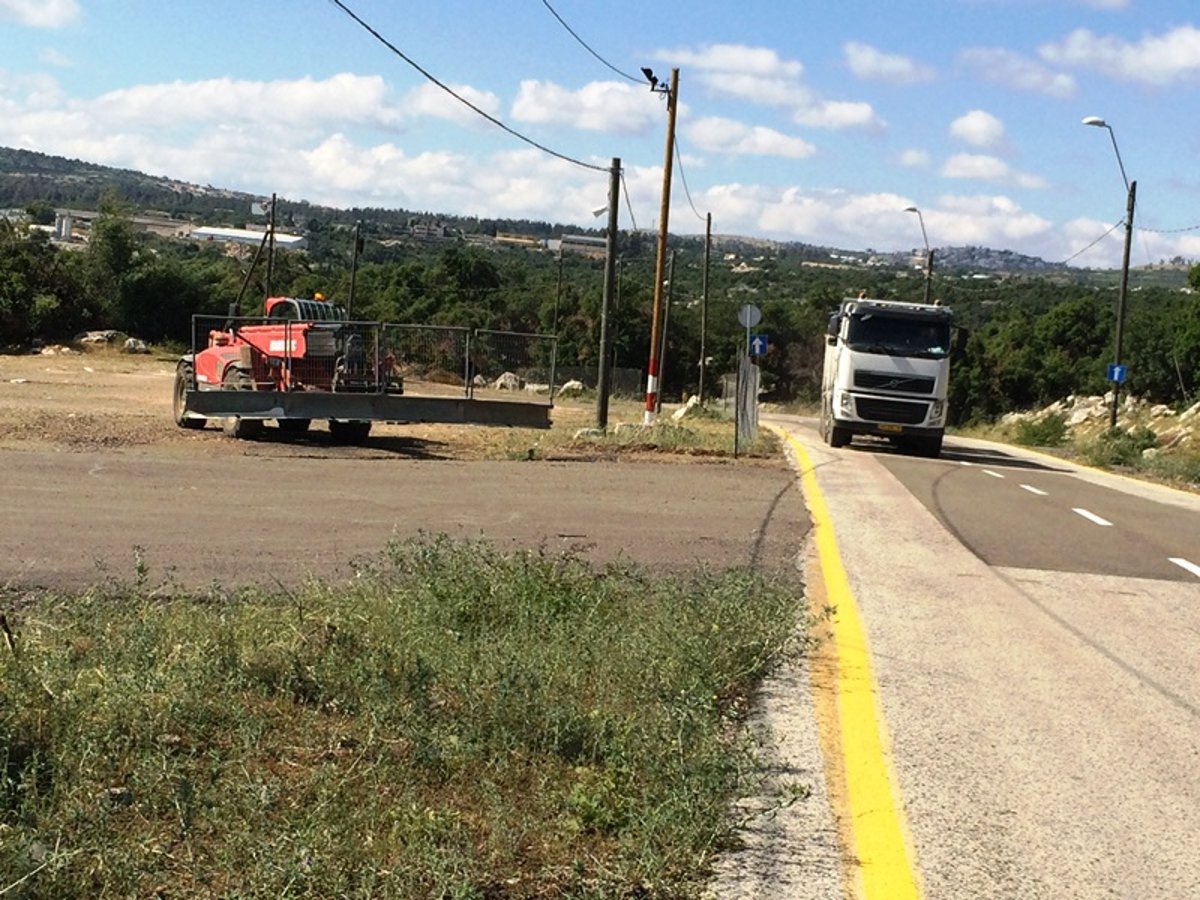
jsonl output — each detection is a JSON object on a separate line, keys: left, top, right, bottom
{"left": 829, "top": 425, "right": 851, "bottom": 448}
{"left": 329, "top": 419, "right": 372, "bottom": 443}
{"left": 277, "top": 418, "right": 312, "bottom": 434}
{"left": 173, "top": 362, "right": 206, "bottom": 429}
{"left": 221, "top": 368, "right": 264, "bottom": 440}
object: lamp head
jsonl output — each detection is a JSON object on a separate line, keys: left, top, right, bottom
{"left": 1082, "top": 116, "right": 1107, "bottom": 128}
{"left": 904, "top": 206, "right": 919, "bottom": 214}
{"left": 640, "top": 67, "right": 658, "bottom": 90}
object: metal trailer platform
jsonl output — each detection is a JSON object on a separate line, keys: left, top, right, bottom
{"left": 183, "top": 389, "right": 552, "bottom": 429}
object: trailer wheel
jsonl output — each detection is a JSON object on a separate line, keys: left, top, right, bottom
{"left": 277, "top": 418, "right": 312, "bottom": 434}
{"left": 173, "top": 362, "right": 206, "bottom": 429}
{"left": 329, "top": 419, "right": 372, "bottom": 443}
{"left": 221, "top": 368, "right": 264, "bottom": 440}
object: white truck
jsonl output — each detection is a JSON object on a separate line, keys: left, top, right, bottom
{"left": 820, "top": 296, "right": 962, "bottom": 457}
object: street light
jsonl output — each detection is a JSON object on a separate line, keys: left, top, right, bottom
{"left": 904, "top": 206, "right": 934, "bottom": 305}
{"left": 1082, "top": 115, "right": 1137, "bottom": 429}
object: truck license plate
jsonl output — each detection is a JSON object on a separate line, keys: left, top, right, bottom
{"left": 878, "top": 423, "right": 902, "bottom": 433}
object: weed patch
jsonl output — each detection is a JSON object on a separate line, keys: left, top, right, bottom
{"left": 0, "top": 536, "right": 805, "bottom": 898}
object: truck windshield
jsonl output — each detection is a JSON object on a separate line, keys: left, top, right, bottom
{"left": 845, "top": 313, "right": 950, "bottom": 359}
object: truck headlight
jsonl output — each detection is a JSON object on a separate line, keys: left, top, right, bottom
{"left": 839, "top": 392, "right": 854, "bottom": 415}
{"left": 929, "top": 400, "right": 945, "bottom": 422}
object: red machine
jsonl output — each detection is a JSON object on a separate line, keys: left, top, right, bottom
{"left": 173, "top": 295, "right": 400, "bottom": 441}
{"left": 173, "top": 295, "right": 553, "bottom": 440}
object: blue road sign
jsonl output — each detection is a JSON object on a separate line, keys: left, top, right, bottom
{"left": 749, "top": 334, "right": 768, "bottom": 355}
{"left": 1107, "top": 363, "right": 1127, "bottom": 384}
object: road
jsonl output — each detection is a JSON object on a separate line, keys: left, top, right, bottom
{"left": 769, "top": 414, "right": 1200, "bottom": 899}
{"left": 0, "top": 445, "right": 809, "bottom": 595}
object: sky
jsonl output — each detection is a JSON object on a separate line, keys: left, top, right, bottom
{"left": 1, "top": 0, "right": 1199, "bottom": 269}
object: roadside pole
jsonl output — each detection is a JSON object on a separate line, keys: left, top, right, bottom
{"left": 596, "top": 158, "right": 620, "bottom": 430}
{"left": 643, "top": 68, "right": 679, "bottom": 425}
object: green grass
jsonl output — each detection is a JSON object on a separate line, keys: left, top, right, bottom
{"left": 1, "top": 536, "right": 807, "bottom": 898}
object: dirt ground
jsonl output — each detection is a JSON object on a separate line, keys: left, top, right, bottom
{"left": 0, "top": 347, "right": 811, "bottom": 596}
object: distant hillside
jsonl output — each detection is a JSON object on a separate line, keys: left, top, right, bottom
{"left": 1, "top": 144, "right": 1163, "bottom": 281}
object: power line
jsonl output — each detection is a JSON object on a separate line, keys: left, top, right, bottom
{"left": 326, "top": 0, "right": 607, "bottom": 174}
{"left": 1059, "top": 220, "right": 1125, "bottom": 266}
{"left": 673, "top": 135, "right": 706, "bottom": 223}
{"left": 538, "top": 0, "right": 643, "bottom": 84}
{"left": 619, "top": 172, "right": 640, "bottom": 232}
{"left": 1138, "top": 222, "right": 1200, "bottom": 234}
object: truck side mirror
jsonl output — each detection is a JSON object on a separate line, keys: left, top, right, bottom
{"left": 825, "top": 313, "right": 840, "bottom": 345}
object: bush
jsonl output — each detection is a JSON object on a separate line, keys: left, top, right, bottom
{"left": 1079, "top": 425, "right": 1158, "bottom": 467}
{"left": 1013, "top": 412, "right": 1068, "bottom": 447}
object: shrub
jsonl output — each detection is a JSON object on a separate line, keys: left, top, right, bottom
{"left": 1079, "top": 425, "right": 1158, "bottom": 467}
{"left": 1013, "top": 412, "right": 1068, "bottom": 447}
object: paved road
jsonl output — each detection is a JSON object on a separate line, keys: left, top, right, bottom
{"left": 0, "top": 445, "right": 810, "bottom": 595}
{"left": 770, "top": 415, "right": 1200, "bottom": 899}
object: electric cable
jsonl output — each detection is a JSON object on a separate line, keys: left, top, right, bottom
{"left": 673, "top": 135, "right": 707, "bottom": 223}
{"left": 619, "top": 172, "right": 640, "bottom": 232}
{"left": 1058, "top": 219, "right": 1126, "bottom": 266}
{"left": 326, "top": 0, "right": 607, "bottom": 173}
{"left": 538, "top": 0, "right": 643, "bottom": 84}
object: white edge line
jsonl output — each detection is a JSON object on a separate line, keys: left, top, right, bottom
{"left": 1073, "top": 507, "right": 1113, "bottom": 527}
{"left": 1168, "top": 557, "right": 1200, "bottom": 578}
{"left": 1020, "top": 484, "right": 1048, "bottom": 496}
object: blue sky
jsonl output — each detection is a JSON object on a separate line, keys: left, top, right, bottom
{"left": 2, "top": 0, "right": 1198, "bottom": 268}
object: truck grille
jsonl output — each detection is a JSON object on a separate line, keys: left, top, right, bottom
{"left": 854, "top": 370, "right": 936, "bottom": 394}
{"left": 856, "top": 397, "right": 929, "bottom": 424}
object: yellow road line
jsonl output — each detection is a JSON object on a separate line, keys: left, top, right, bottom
{"left": 771, "top": 425, "right": 922, "bottom": 900}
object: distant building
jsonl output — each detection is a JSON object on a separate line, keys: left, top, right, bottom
{"left": 495, "top": 232, "right": 543, "bottom": 250}
{"left": 191, "top": 226, "right": 306, "bottom": 250}
{"left": 558, "top": 233, "right": 607, "bottom": 259}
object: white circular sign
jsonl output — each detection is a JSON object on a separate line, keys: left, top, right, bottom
{"left": 737, "top": 304, "right": 762, "bottom": 328}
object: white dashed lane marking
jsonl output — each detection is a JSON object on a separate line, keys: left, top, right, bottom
{"left": 1020, "top": 484, "right": 1048, "bottom": 496}
{"left": 1073, "top": 507, "right": 1114, "bottom": 527}
{"left": 983, "top": 469, "right": 1005, "bottom": 479}
{"left": 1169, "top": 558, "right": 1200, "bottom": 579}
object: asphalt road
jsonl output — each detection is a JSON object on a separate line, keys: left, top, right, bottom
{"left": 0, "top": 445, "right": 810, "bottom": 596}
{"left": 769, "top": 415, "right": 1200, "bottom": 899}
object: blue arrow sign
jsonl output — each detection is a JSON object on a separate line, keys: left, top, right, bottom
{"left": 749, "top": 334, "right": 768, "bottom": 355}
{"left": 1106, "top": 363, "right": 1127, "bottom": 384}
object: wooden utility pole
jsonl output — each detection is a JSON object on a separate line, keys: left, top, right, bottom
{"left": 643, "top": 68, "right": 679, "bottom": 425}
{"left": 596, "top": 158, "right": 620, "bottom": 430}
{"left": 699, "top": 211, "right": 711, "bottom": 404}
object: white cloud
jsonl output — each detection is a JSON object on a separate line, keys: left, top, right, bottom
{"left": 658, "top": 44, "right": 803, "bottom": 79}
{"left": 511, "top": 79, "right": 660, "bottom": 134}
{"left": 941, "top": 153, "right": 1046, "bottom": 188}
{"left": 959, "top": 47, "right": 1076, "bottom": 98}
{"left": 949, "top": 110, "right": 1005, "bottom": 149}
{"left": 86, "top": 74, "right": 403, "bottom": 130}
{"left": 898, "top": 149, "right": 931, "bottom": 168}
{"left": 794, "top": 100, "right": 882, "bottom": 130}
{"left": 1039, "top": 25, "right": 1200, "bottom": 86}
{"left": 843, "top": 41, "right": 934, "bottom": 84}
{"left": 686, "top": 116, "right": 815, "bottom": 158}
{"left": 0, "top": 0, "right": 79, "bottom": 27}
{"left": 927, "top": 194, "right": 1053, "bottom": 246}
{"left": 1078, "top": 0, "right": 1129, "bottom": 9}
{"left": 403, "top": 82, "right": 500, "bottom": 126}
{"left": 656, "top": 43, "right": 882, "bottom": 130}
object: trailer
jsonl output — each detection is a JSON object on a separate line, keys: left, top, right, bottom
{"left": 173, "top": 296, "right": 555, "bottom": 440}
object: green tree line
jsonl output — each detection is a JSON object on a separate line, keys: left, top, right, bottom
{"left": 2, "top": 202, "right": 1197, "bottom": 422}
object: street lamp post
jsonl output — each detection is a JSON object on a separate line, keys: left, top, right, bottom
{"left": 904, "top": 206, "right": 934, "bottom": 306}
{"left": 1083, "top": 116, "right": 1137, "bottom": 430}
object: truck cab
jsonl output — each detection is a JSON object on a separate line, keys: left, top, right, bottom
{"left": 821, "top": 297, "right": 960, "bottom": 457}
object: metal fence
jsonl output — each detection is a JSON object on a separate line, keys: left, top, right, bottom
{"left": 188, "top": 316, "right": 557, "bottom": 402}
